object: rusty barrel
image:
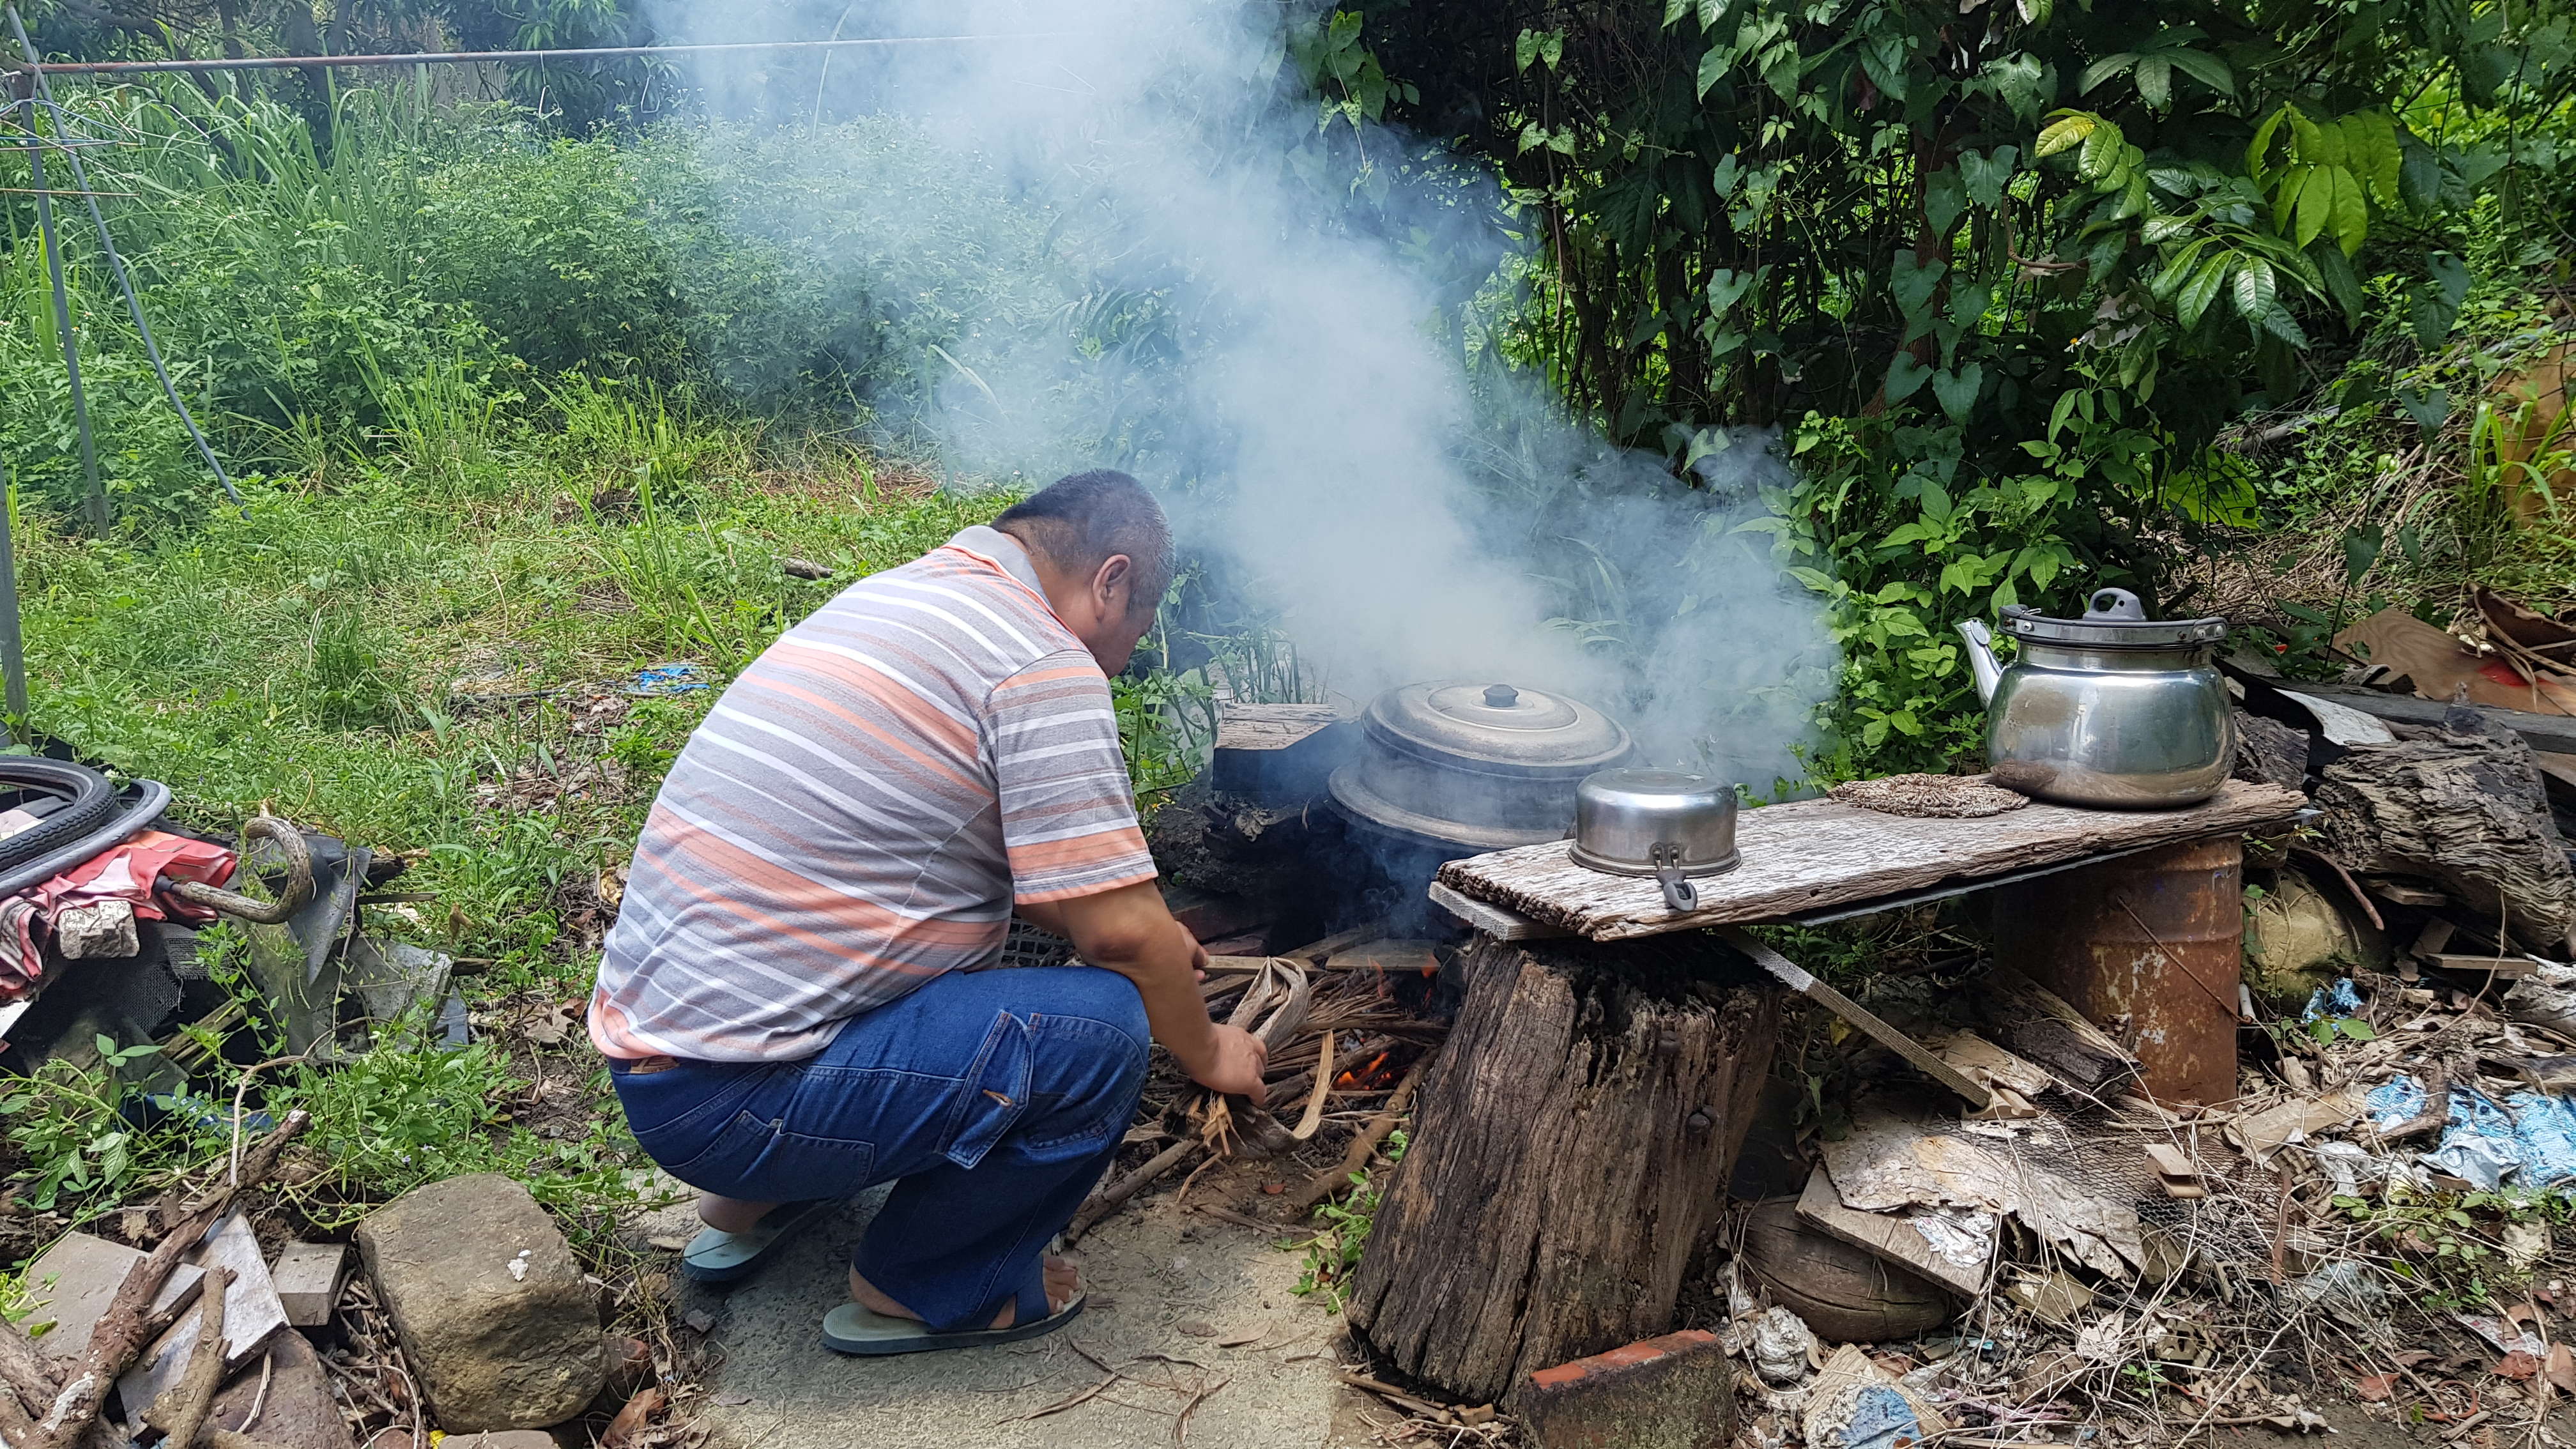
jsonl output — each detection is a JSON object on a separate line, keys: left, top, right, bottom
{"left": 1992, "top": 834, "right": 2242, "bottom": 1107}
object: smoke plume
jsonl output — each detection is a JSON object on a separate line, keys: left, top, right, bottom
{"left": 640, "top": 0, "right": 1838, "bottom": 792}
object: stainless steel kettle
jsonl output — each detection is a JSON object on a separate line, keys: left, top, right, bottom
{"left": 1955, "top": 588, "right": 2235, "bottom": 809}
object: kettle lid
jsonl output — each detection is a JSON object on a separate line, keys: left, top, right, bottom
{"left": 2000, "top": 587, "right": 2227, "bottom": 648}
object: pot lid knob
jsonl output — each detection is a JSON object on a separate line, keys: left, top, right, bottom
{"left": 1483, "top": 684, "right": 1520, "bottom": 707}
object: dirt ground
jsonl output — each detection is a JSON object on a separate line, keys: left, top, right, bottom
{"left": 629, "top": 1170, "right": 1385, "bottom": 1449}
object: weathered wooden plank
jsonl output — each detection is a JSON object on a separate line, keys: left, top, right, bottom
{"left": 1425, "top": 880, "right": 1570, "bottom": 941}
{"left": 1436, "top": 779, "right": 2306, "bottom": 940}
{"left": 1794, "top": 1165, "right": 1991, "bottom": 1299}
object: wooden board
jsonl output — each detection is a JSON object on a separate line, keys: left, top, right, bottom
{"left": 1213, "top": 702, "right": 1344, "bottom": 751}
{"left": 1795, "top": 1165, "right": 1992, "bottom": 1298}
{"left": 1436, "top": 779, "right": 2306, "bottom": 941}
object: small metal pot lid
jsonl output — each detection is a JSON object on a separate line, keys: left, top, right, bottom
{"left": 2000, "top": 587, "right": 2227, "bottom": 649}
{"left": 1361, "top": 681, "right": 1634, "bottom": 777}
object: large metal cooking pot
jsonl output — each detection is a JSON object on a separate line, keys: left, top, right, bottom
{"left": 1570, "top": 768, "right": 1740, "bottom": 911}
{"left": 1956, "top": 587, "right": 2235, "bottom": 809}
{"left": 1328, "top": 682, "right": 1635, "bottom": 852}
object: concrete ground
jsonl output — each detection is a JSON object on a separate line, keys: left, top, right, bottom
{"left": 633, "top": 1175, "right": 1383, "bottom": 1449}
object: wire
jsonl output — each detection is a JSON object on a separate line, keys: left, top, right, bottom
{"left": 6, "top": 5, "right": 247, "bottom": 512}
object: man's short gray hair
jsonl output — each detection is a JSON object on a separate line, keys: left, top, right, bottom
{"left": 994, "top": 470, "right": 1177, "bottom": 618}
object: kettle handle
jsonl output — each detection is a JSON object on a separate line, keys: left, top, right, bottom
{"left": 2084, "top": 587, "right": 2148, "bottom": 622}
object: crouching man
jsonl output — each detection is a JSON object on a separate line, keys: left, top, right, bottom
{"left": 587, "top": 470, "right": 1266, "bottom": 1355}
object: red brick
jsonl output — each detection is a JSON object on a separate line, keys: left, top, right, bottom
{"left": 1518, "top": 1330, "right": 1733, "bottom": 1449}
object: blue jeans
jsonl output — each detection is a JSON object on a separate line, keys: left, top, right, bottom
{"left": 611, "top": 965, "right": 1149, "bottom": 1331}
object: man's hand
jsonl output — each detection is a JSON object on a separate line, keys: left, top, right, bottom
{"left": 1044, "top": 880, "right": 1261, "bottom": 1102}
{"left": 1196, "top": 1023, "right": 1268, "bottom": 1101}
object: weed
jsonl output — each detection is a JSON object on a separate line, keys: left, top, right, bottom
{"left": 0, "top": 1036, "right": 171, "bottom": 1214}
{"left": 1287, "top": 1128, "right": 1407, "bottom": 1311}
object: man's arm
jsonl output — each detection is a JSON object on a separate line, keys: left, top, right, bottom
{"left": 1034, "top": 882, "right": 1268, "bottom": 1103}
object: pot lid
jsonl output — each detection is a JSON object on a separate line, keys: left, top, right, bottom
{"left": 2000, "top": 587, "right": 2227, "bottom": 648}
{"left": 1363, "top": 681, "right": 1634, "bottom": 776}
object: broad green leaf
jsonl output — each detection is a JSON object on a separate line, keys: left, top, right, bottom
{"left": 2342, "top": 112, "right": 2401, "bottom": 203}
{"left": 1890, "top": 252, "right": 1945, "bottom": 321}
{"left": 1664, "top": 0, "right": 1689, "bottom": 25}
{"left": 1706, "top": 266, "right": 1760, "bottom": 316}
{"left": 2293, "top": 164, "right": 2331, "bottom": 247}
{"left": 2399, "top": 137, "right": 2442, "bottom": 210}
{"left": 1885, "top": 351, "right": 1933, "bottom": 403}
{"left": 1697, "top": 0, "right": 1731, "bottom": 25}
{"left": 2078, "top": 118, "right": 2126, "bottom": 183}
{"left": 2232, "top": 257, "right": 2277, "bottom": 329}
{"left": 1696, "top": 43, "right": 1733, "bottom": 98}
{"left": 2176, "top": 256, "right": 2230, "bottom": 332}
{"left": 2273, "top": 162, "right": 2310, "bottom": 234}
{"left": 2289, "top": 107, "right": 2338, "bottom": 166}
{"left": 2314, "top": 242, "right": 2365, "bottom": 324}
{"left": 1933, "top": 362, "right": 1984, "bottom": 422}
{"left": 2246, "top": 105, "right": 2291, "bottom": 181}
{"left": 1862, "top": 29, "right": 1910, "bottom": 102}
{"left": 2166, "top": 48, "right": 2234, "bottom": 96}
{"left": 2260, "top": 302, "right": 2308, "bottom": 348}
{"left": 1959, "top": 146, "right": 2017, "bottom": 209}
{"left": 2134, "top": 55, "right": 2172, "bottom": 110}
{"left": 2077, "top": 54, "right": 2135, "bottom": 95}
{"left": 2035, "top": 112, "right": 2094, "bottom": 159}
{"left": 2339, "top": 1019, "right": 2377, "bottom": 1042}
{"left": 1517, "top": 28, "right": 1541, "bottom": 72}
{"left": 2329, "top": 165, "right": 2368, "bottom": 256}
{"left": 1924, "top": 169, "right": 1966, "bottom": 236}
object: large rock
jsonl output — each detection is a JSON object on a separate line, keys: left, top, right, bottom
{"left": 355, "top": 1173, "right": 604, "bottom": 1431}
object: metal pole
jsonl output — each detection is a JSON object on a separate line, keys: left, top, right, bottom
{"left": 8, "top": 5, "right": 245, "bottom": 511}
{"left": 22, "top": 33, "right": 1071, "bottom": 75}
{"left": 22, "top": 95, "right": 105, "bottom": 533}
{"left": 0, "top": 470, "right": 29, "bottom": 742}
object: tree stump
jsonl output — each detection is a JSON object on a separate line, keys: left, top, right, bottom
{"left": 1344, "top": 932, "right": 1778, "bottom": 1406}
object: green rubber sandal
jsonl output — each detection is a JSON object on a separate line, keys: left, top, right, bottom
{"left": 820, "top": 1292, "right": 1085, "bottom": 1356}
{"left": 680, "top": 1199, "right": 836, "bottom": 1284}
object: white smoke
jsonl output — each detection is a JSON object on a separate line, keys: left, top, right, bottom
{"left": 640, "top": 0, "right": 1837, "bottom": 793}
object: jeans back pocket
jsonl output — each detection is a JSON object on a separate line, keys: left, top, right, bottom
{"left": 942, "top": 1009, "right": 1033, "bottom": 1170}
{"left": 668, "top": 1109, "right": 876, "bottom": 1203}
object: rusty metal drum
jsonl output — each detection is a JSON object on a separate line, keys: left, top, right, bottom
{"left": 1992, "top": 834, "right": 2244, "bottom": 1107}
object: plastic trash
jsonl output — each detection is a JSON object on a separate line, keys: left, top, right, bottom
{"left": 1751, "top": 1305, "right": 1816, "bottom": 1384}
{"left": 2365, "top": 1073, "right": 2576, "bottom": 1190}
{"left": 623, "top": 661, "right": 709, "bottom": 696}
{"left": 2301, "top": 977, "right": 2365, "bottom": 1023}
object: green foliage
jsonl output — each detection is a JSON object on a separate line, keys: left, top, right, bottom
{"left": 1357, "top": 0, "right": 2576, "bottom": 778}
{"left": 1289, "top": 1127, "right": 1407, "bottom": 1312}
{"left": 0, "top": 1036, "right": 165, "bottom": 1213}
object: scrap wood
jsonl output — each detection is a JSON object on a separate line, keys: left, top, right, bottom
{"left": 1337, "top": 1372, "right": 1455, "bottom": 1424}
{"left": 1064, "top": 1138, "right": 1200, "bottom": 1244}
{"left": 1818, "top": 1103, "right": 2145, "bottom": 1280}
{"left": 2226, "top": 1088, "right": 2368, "bottom": 1165}
{"left": 144, "top": 1265, "right": 233, "bottom": 1449}
{"left": 1291, "top": 1057, "right": 1429, "bottom": 1214}
{"left": 1792, "top": 1164, "right": 1992, "bottom": 1298}
{"left": 15, "top": 1109, "right": 311, "bottom": 1449}
{"left": 1282, "top": 1029, "right": 1333, "bottom": 1142}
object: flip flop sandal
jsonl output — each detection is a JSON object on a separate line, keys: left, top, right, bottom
{"left": 680, "top": 1199, "right": 837, "bottom": 1284}
{"left": 820, "top": 1290, "right": 1085, "bottom": 1356}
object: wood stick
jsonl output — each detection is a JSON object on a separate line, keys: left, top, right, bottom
{"left": 0, "top": 1311, "right": 59, "bottom": 1407}
{"left": 1336, "top": 1371, "right": 1454, "bottom": 1423}
{"left": 1284, "top": 1031, "right": 1333, "bottom": 1142}
{"left": 1291, "top": 1058, "right": 1428, "bottom": 1214}
{"left": 2382, "top": 1062, "right": 2451, "bottom": 1145}
{"left": 145, "top": 1265, "right": 231, "bottom": 1449}
{"left": 25, "top": 1110, "right": 309, "bottom": 1449}
{"left": 1264, "top": 1039, "right": 1390, "bottom": 1108}
{"left": 1063, "top": 1138, "right": 1200, "bottom": 1244}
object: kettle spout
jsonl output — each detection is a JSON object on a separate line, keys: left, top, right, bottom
{"left": 1956, "top": 619, "right": 2002, "bottom": 705}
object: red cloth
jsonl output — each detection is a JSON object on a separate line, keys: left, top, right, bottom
{"left": 27, "top": 830, "right": 238, "bottom": 923}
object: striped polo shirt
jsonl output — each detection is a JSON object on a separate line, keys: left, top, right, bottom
{"left": 587, "top": 525, "right": 1157, "bottom": 1062}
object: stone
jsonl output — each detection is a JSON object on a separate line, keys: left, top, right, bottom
{"left": 20, "top": 1231, "right": 203, "bottom": 1363}
{"left": 270, "top": 1241, "right": 348, "bottom": 1328}
{"left": 355, "top": 1172, "right": 604, "bottom": 1431}
{"left": 1517, "top": 1329, "right": 1733, "bottom": 1449}
{"left": 206, "top": 1328, "right": 356, "bottom": 1449}
{"left": 119, "top": 1212, "right": 291, "bottom": 1431}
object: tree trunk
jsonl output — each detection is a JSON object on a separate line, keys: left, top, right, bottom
{"left": 2313, "top": 731, "right": 2576, "bottom": 951}
{"left": 1345, "top": 933, "right": 1777, "bottom": 1406}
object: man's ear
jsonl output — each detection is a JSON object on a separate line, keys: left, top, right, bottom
{"left": 1095, "top": 554, "right": 1133, "bottom": 612}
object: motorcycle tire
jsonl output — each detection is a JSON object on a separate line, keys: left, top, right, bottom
{"left": 0, "top": 757, "right": 119, "bottom": 877}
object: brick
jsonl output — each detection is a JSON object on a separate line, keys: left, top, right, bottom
{"left": 1519, "top": 1329, "right": 1734, "bottom": 1449}
{"left": 270, "top": 1241, "right": 348, "bottom": 1328}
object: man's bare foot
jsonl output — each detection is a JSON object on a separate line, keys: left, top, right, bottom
{"left": 848, "top": 1257, "right": 1080, "bottom": 1328}
{"left": 698, "top": 1194, "right": 778, "bottom": 1234}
